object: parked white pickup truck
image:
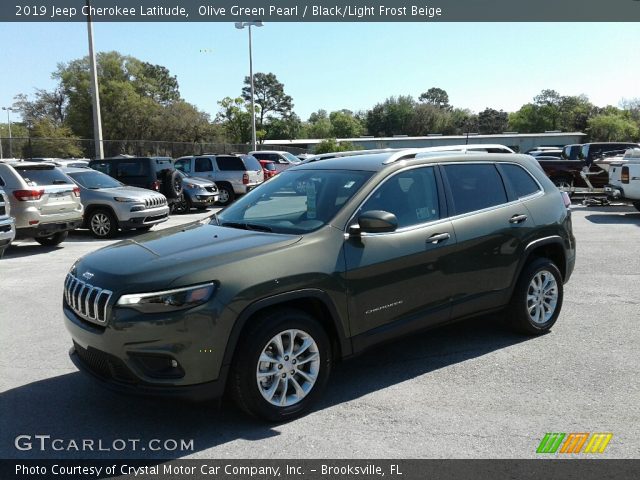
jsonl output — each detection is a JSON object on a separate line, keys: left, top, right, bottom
{"left": 605, "top": 148, "right": 640, "bottom": 211}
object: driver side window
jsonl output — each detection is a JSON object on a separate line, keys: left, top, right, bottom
{"left": 361, "top": 167, "right": 440, "bottom": 229}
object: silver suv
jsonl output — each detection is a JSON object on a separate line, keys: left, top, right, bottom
{"left": 0, "top": 188, "right": 16, "bottom": 257}
{"left": 175, "top": 154, "right": 264, "bottom": 206}
{"left": 0, "top": 161, "right": 83, "bottom": 246}
{"left": 62, "top": 167, "right": 169, "bottom": 238}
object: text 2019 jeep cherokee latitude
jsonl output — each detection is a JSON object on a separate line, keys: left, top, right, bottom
{"left": 63, "top": 150, "right": 575, "bottom": 421}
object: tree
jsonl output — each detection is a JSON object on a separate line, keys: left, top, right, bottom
{"left": 508, "top": 104, "right": 551, "bottom": 133}
{"left": 329, "top": 110, "right": 364, "bottom": 138}
{"left": 313, "top": 138, "right": 361, "bottom": 154}
{"left": 266, "top": 113, "right": 302, "bottom": 140}
{"left": 587, "top": 114, "right": 639, "bottom": 142}
{"left": 304, "top": 109, "right": 332, "bottom": 139}
{"left": 478, "top": 108, "right": 509, "bottom": 134}
{"left": 366, "top": 96, "right": 416, "bottom": 136}
{"left": 241, "top": 72, "right": 293, "bottom": 133}
{"left": 215, "top": 97, "right": 252, "bottom": 144}
{"left": 533, "top": 89, "right": 562, "bottom": 130}
{"left": 28, "top": 119, "right": 83, "bottom": 158}
{"left": 419, "top": 87, "right": 450, "bottom": 110}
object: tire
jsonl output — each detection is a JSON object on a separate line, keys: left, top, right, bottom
{"left": 229, "top": 308, "right": 332, "bottom": 422}
{"left": 163, "top": 170, "right": 183, "bottom": 199}
{"left": 173, "top": 194, "right": 191, "bottom": 214}
{"left": 88, "top": 209, "right": 118, "bottom": 239}
{"left": 35, "top": 231, "right": 68, "bottom": 246}
{"left": 216, "top": 184, "right": 235, "bottom": 206}
{"left": 633, "top": 201, "right": 640, "bottom": 212}
{"left": 506, "top": 257, "right": 564, "bottom": 335}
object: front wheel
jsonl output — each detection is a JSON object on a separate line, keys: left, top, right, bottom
{"left": 88, "top": 209, "right": 117, "bottom": 238}
{"left": 173, "top": 194, "right": 191, "bottom": 214}
{"left": 506, "top": 257, "right": 563, "bottom": 335}
{"left": 35, "top": 231, "right": 68, "bottom": 246}
{"left": 229, "top": 309, "right": 332, "bottom": 422}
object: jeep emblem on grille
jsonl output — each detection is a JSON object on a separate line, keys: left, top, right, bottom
{"left": 82, "top": 271, "right": 94, "bottom": 280}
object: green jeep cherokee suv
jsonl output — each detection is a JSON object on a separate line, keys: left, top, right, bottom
{"left": 63, "top": 150, "right": 575, "bottom": 421}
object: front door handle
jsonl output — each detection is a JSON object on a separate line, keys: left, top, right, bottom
{"left": 427, "top": 232, "right": 450, "bottom": 244}
{"left": 509, "top": 214, "right": 528, "bottom": 224}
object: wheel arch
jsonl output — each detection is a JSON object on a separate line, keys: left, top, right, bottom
{"left": 517, "top": 236, "right": 568, "bottom": 283}
{"left": 83, "top": 204, "right": 119, "bottom": 228}
{"left": 221, "top": 289, "right": 351, "bottom": 369}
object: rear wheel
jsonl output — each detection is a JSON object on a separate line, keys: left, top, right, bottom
{"left": 229, "top": 308, "right": 332, "bottom": 422}
{"left": 216, "top": 184, "right": 235, "bottom": 206}
{"left": 35, "top": 231, "right": 68, "bottom": 246}
{"left": 506, "top": 257, "right": 563, "bottom": 335}
{"left": 88, "top": 209, "right": 117, "bottom": 238}
{"left": 173, "top": 194, "right": 191, "bottom": 214}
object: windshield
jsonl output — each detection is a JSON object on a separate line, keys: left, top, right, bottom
{"left": 216, "top": 169, "right": 373, "bottom": 234}
{"left": 68, "top": 170, "right": 123, "bottom": 189}
{"left": 283, "top": 152, "right": 301, "bottom": 164}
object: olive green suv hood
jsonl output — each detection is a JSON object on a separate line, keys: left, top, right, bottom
{"left": 72, "top": 222, "right": 301, "bottom": 295}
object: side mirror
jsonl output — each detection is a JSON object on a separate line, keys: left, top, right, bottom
{"left": 349, "top": 210, "right": 398, "bottom": 236}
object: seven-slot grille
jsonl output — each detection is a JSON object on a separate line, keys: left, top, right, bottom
{"left": 144, "top": 196, "right": 166, "bottom": 209}
{"left": 64, "top": 273, "right": 113, "bottom": 324}
{"left": 0, "top": 192, "right": 5, "bottom": 216}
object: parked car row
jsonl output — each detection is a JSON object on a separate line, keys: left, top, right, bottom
{"left": 0, "top": 150, "right": 304, "bottom": 254}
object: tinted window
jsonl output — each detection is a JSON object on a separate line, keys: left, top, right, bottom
{"left": 251, "top": 152, "right": 270, "bottom": 161}
{"left": 90, "top": 162, "right": 111, "bottom": 175}
{"left": 501, "top": 164, "right": 541, "bottom": 198}
{"left": 242, "top": 155, "right": 262, "bottom": 171}
{"left": 153, "top": 158, "right": 173, "bottom": 172}
{"left": 15, "top": 167, "right": 73, "bottom": 186}
{"left": 116, "top": 162, "right": 149, "bottom": 178}
{"left": 264, "top": 163, "right": 276, "bottom": 171}
{"left": 215, "top": 156, "right": 245, "bottom": 171}
{"left": 361, "top": 167, "right": 440, "bottom": 228}
{"left": 175, "top": 159, "right": 191, "bottom": 173}
{"left": 444, "top": 164, "right": 508, "bottom": 215}
{"left": 194, "top": 157, "right": 213, "bottom": 172}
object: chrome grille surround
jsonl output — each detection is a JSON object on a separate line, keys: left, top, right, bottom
{"left": 64, "top": 273, "right": 113, "bottom": 324}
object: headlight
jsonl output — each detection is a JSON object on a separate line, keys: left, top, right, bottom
{"left": 185, "top": 183, "right": 196, "bottom": 189}
{"left": 113, "top": 197, "right": 139, "bottom": 203}
{"left": 116, "top": 283, "right": 216, "bottom": 313}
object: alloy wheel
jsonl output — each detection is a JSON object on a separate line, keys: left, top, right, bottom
{"left": 526, "top": 270, "right": 558, "bottom": 324}
{"left": 91, "top": 213, "right": 111, "bottom": 237}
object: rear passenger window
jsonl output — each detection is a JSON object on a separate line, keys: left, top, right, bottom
{"left": 443, "top": 164, "right": 508, "bottom": 215}
{"left": 195, "top": 157, "right": 212, "bottom": 172}
{"left": 116, "top": 162, "right": 148, "bottom": 178}
{"left": 215, "top": 157, "right": 245, "bottom": 171}
{"left": 175, "top": 159, "right": 191, "bottom": 173}
{"left": 501, "top": 164, "right": 541, "bottom": 198}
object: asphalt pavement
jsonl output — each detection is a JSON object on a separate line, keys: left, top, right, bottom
{"left": 1, "top": 204, "right": 639, "bottom": 459}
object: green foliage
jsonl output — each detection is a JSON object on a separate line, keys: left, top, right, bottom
{"left": 478, "top": 108, "right": 508, "bottom": 134}
{"left": 28, "top": 119, "right": 83, "bottom": 158}
{"left": 329, "top": 110, "right": 364, "bottom": 138}
{"left": 419, "top": 87, "right": 450, "bottom": 110}
{"left": 587, "top": 114, "right": 639, "bottom": 142}
{"left": 216, "top": 97, "right": 252, "bottom": 144}
{"left": 313, "top": 138, "right": 362, "bottom": 154}
{"left": 241, "top": 72, "right": 293, "bottom": 133}
{"left": 366, "top": 96, "right": 416, "bottom": 136}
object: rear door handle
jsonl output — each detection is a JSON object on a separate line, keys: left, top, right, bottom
{"left": 427, "top": 232, "right": 451, "bottom": 244}
{"left": 509, "top": 214, "right": 528, "bottom": 224}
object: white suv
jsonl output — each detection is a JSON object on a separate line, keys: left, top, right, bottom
{"left": 0, "top": 161, "right": 83, "bottom": 246}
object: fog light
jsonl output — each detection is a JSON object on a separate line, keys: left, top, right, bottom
{"left": 130, "top": 353, "right": 185, "bottom": 379}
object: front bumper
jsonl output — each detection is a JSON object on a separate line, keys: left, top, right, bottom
{"left": 604, "top": 183, "right": 624, "bottom": 200}
{"left": 0, "top": 217, "right": 15, "bottom": 254}
{"left": 15, "top": 218, "right": 82, "bottom": 239}
{"left": 119, "top": 206, "right": 170, "bottom": 228}
{"left": 185, "top": 190, "right": 219, "bottom": 206}
{"left": 63, "top": 301, "right": 227, "bottom": 401}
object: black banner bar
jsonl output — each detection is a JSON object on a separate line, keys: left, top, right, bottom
{"left": 2, "top": 0, "right": 640, "bottom": 22}
{"left": 2, "top": 459, "right": 640, "bottom": 480}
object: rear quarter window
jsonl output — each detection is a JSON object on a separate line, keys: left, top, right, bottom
{"left": 215, "top": 156, "right": 245, "bottom": 171}
{"left": 443, "top": 163, "right": 508, "bottom": 215}
{"left": 500, "top": 164, "right": 541, "bottom": 198}
{"left": 15, "top": 167, "right": 73, "bottom": 186}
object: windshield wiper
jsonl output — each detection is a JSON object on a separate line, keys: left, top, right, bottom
{"left": 221, "top": 221, "right": 272, "bottom": 232}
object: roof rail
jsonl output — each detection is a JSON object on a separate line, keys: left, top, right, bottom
{"left": 382, "top": 144, "right": 514, "bottom": 164}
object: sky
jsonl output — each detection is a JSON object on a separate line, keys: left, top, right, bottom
{"left": 1, "top": 22, "right": 639, "bottom": 123}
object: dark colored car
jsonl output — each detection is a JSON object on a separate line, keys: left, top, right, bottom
{"left": 88, "top": 157, "right": 183, "bottom": 209}
{"left": 579, "top": 142, "right": 640, "bottom": 164}
{"left": 64, "top": 150, "right": 575, "bottom": 421}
